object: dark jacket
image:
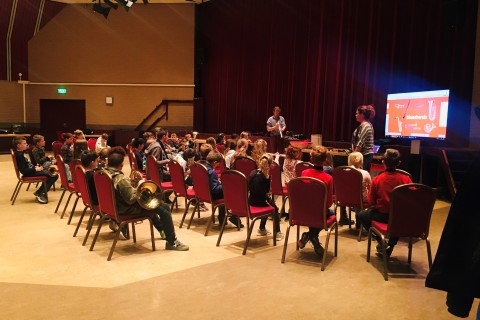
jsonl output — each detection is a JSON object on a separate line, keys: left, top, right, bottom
{"left": 15, "top": 150, "right": 36, "bottom": 176}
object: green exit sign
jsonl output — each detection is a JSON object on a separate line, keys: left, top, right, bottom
{"left": 57, "top": 88, "right": 67, "bottom": 94}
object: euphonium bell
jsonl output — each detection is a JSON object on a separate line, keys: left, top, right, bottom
{"left": 129, "top": 170, "right": 144, "bottom": 188}
{"left": 136, "top": 180, "right": 163, "bottom": 210}
{"left": 48, "top": 165, "right": 59, "bottom": 177}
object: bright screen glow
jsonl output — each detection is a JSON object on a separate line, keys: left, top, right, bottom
{"left": 385, "top": 89, "right": 449, "bottom": 140}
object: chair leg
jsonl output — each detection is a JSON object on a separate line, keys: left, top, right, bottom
{"left": 366, "top": 229, "right": 372, "bottom": 262}
{"left": 148, "top": 217, "right": 156, "bottom": 252}
{"left": 426, "top": 238, "right": 433, "bottom": 269}
{"left": 66, "top": 195, "right": 80, "bottom": 224}
{"left": 11, "top": 181, "right": 23, "bottom": 205}
{"left": 242, "top": 218, "right": 257, "bottom": 255}
{"left": 357, "top": 225, "right": 364, "bottom": 242}
{"left": 216, "top": 213, "right": 229, "bottom": 246}
{"left": 83, "top": 212, "right": 101, "bottom": 246}
{"left": 179, "top": 198, "right": 195, "bottom": 228}
{"left": 408, "top": 237, "right": 413, "bottom": 264}
{"left": 107, "top": 222, "right": 124, "bottom": 261}
{"left": 296, "top": 226, "right": 300, "bottom": 251}
{"left": 281, "top": 226, "right": 291, "bottom": 263}
{"left": 132, "top": 223, "right": 137, "bottom": 243}
{"left": 60, "top": 193, "right": 74, "bottom": 219}
{"left": 11, "top": 181, "right": 21, "bottom": 201}
{"left": 89, "top": 216, "right": 106, "bottom": 251}
{"left": 55, "top": 189, "right": 67, "bottom": 213}
{"left": 348, "top": 207, "right": 352, "bottom": 230}
{"left": 203, "top": 206, "right": 218, "bottom": 236}
{"left": 73, "top": 206, "right": 89, "bottom": 237}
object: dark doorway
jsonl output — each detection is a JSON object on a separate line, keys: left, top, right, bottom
{"left": 40, "top": 99, "right": 86, "bottom": 149}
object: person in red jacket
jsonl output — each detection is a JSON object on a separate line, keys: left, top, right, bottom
{"left": 357, "top": 148, "right": 412, "bottom": 257}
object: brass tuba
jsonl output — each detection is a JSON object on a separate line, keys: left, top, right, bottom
{"left": 136, "top": 180, "right": 163, "bottom": 210}
{"left": 129, "top": 169, "right": 144, "bottom": 188}
{"left": 48, "top": 165, "right": 59, "bottom": 177}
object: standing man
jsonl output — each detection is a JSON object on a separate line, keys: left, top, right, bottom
{"left": 266, "top": 106, "right": 286, "bottom": 154}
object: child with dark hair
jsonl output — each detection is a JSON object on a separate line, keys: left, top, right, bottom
{"left": 215, "top": 133, "right": 226, "bottom": 154}
{"left": 357, "top": 148, "right": 412, "bottom": 257}
{"left": 132, "top": 137, "right": 146, "bottom": 171}
{"left": 81, "top": 150, "right": 99, "bottom": 207}
{"left": 31, "top": 134, "right": 54, "bottom": 169}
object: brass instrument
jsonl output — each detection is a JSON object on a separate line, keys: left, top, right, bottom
{"left": 129, "top": 169, "right": 144, "bottom": 188}
{"left": 48, "top": 165, "right": 59, "bottom": 177}
{"left": 192, "top": 131, "right": 198, "bottom": 140}
{"left": 136, "top": 180, "right": 163, "bottom": 210}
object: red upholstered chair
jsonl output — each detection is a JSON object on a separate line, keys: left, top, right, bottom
{"left": 231, "top": 156, "right": 257, "bottom": 181}
{"left": 282, "top": 177, "right": 338, "bottom": 271}
{"left": 54, "top": 155, "right": 79, "bottom": 218}
{"left": 145, "top": 155, "right": 175, "bottom": 209}
{"left": 72, "top": 164, "right": 100, "bottom": 238}
{"left": 217, "top": 170, "right": 277, "bottom": 255}
{"left": 10, "top": 149, "right": 48, "bottom": 205}
{"left": 189, "top": 162, "right": 225, "bottom": 236}
{"left": 52, "top": 141, "right": 63, "bottom": 157}
{"left": 366, "top": 183, "right": 436, "bottom": 281}
{"left": 88, "top": 170, "right": 156, "bottom": 261}
{"left": 333, "top": 166, "right": 366, "bottom": 232}
{"left": 65, "top": 160, "right": 83, "bottom": 224}
{"left": 270, "top": 161, "right": 288, "bottom": 216}
{"left": 169, "top": 160, "right": 197, "bottom": 221}
{"left": 294, "top": 161, "right": 313, "bottom": 177}
{"left": 87, "top": 138, "right": 96, "bottom": 151}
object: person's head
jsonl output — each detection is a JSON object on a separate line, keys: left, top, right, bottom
{"left": 206, "top": 137, "right": 216, "bottom": 147}
{"left": 73, "top": 139, "right": 88, "bottom": 160}
{"left": 200, "top": 143, "right": 214, "bottom": 160}
{"left": 153, "top": 127, "right": 163, "bottom": 138}
{"left": 273, "top": 106, "right": 281, "bottom": 117}
{"left": 206, "top": 150, "right": 222, "bottom": 167}
{"left": 230, "top": 133, "right": 239, "bottom": 141}
{"left": 310, "top": 146, "right": 329, "bottom": 166}
{"left": 252, "top": 139, "right": 267, "bottom": 162}
{"left": 13, "top": 136, "right": 28, "bottom": 151}
{"left": 240, "top": 131, "right": 250, "bottom": 140}
{"left": 132, "top": 137, "right": 145, "bottom": 149}
{"left": 170, "top": 133, "right": 178, "bottom": 141}
{"left": 143, "top": 131, "right": 155, "bottom": 142}
{"left": 258, "top": 155, "right": 273, "bottom": 178}
{"left": 74, "top": 129, "right": 85, "bottom": 140}
{"left": 235, "top": 138, "right": 249, "bottom": 157}
{"left": 183, "top": 148, "right": 197, "bottom": 167}
{"left": 107, "top": 146, "right": 126, "bottom": 169}
{"left": 225, "top": 139, "right": 236, "bottom": 151}
{"left": 184, "top": 133, "right": 192, "bottom": 141}
{"left": 285, "top": 145, "right": 302, "bottom": 160}
{"left": 157, "top": 129, "right": 168, "bottom": 142}
{"left": 98, "top": 147, "right": 110, "bottom": 163}
{"left": 355, "top": 104, "right": 376, "bottom": 122}
{"left": 80, "top": 150, "right": 99, "bottom": 169}
{"left": 33, "top": 134, "right": 45, "bottom": 147}
{"left": 100, "top": 133, "right": 109, "bottom": 144}
{"left": 383, "top": 148, "right": 401, "bottom": 170}
{"left": 63, "top": 133, "right": 74, "bottom": 144}
{"left": 348, "top": 151, "right": 364, "bottom": 169}
{"left": 216, "top": 133, "right": 225, "bottom": 144}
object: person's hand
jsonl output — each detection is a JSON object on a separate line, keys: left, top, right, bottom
{"left": 35, "top": 165, "right": 43, "bottom": 172}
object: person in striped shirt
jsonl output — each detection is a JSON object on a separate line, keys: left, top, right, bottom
{"left": 352, "top": 104, "right": 376, "bottom": 171}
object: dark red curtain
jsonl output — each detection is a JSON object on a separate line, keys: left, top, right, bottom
{"left": 197, "top": 0, "right": 477, "bottom": 147}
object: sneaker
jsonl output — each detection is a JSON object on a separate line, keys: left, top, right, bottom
{"left": 376, "top": 244, "right": 393, "bottom": 257}
{"left": 199, "top": 203, "right": 208, "bottom": 212}
{"left": 276, "top": 231, "right": 285, "bottom": 241}
{"left": 228, "top": 216, "right": 244, "bottom": 228}
{"left": 36, "top": 194, "right": 48, "bottom": 204}
{"left": 257, "top": 228, "right": 272, "bottom": 236}
{"left": 338, "top": 217, "right": 355, "bottom": 226}
{"left": 165, "top": 239, "right": 189, "bottom": 251}
{"left": 109, "top": 221, "right": 118, "bottom": 232}
{"left": 119, "top": 225, "right": 129, "bottom": 240}
{"left": 298, "top": 232, "right": 310, "bottom": 249}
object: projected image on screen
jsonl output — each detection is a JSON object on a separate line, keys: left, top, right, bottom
{"left": 385, "top": 89, "right": 449, "bottom": 140}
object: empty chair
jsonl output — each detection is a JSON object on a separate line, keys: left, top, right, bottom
{"left": 217, "top": 170, "right": 277, "bottom": 255}
{"left": 52, "top": 140, "right": 63, "bottom": 157}
{"left": 54, "top": 155, "right": 79, "bottom": 218}
{"left": 282, "top": 177, "right": 338, "bottom": 271}
{"left": 145, "top": 155, "right": 175, "bottom": 209}
{"left": 169, "top": 160, "right": 197, "bottom": 222}
{"left": 88, "top": 170, "right": 156, "bottom": 261}
{"left": 366, "top": 183, "right": 436, "bottom": 281}
{"left": 231, "top": 156, "right": 257, "bottom": 180}
{"left": 294, "top": 161, "right": 313, "bottom": 177}
{"left": 10, "top": 149, "right": 48, "bottom": 205}
{"left": 189, "top": 162, "right": 225, "bottom": 236}
{"left": 72, "top": 164, "right": 99, "bottom": 238}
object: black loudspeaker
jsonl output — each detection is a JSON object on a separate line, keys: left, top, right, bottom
{"left": 475, "top": 106, "right": 480, "bottom": 120}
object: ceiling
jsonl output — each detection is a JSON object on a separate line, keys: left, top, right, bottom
{"left": 48, "top": 0, "right": 207, "bottom": 3}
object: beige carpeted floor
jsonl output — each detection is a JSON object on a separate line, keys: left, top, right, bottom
{"left": 0, "top": 154, "right": 477, "bottom": 319}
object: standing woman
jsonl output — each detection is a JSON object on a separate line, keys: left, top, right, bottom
{"left": 352, "top": 105, "right": 375, "bottom": 172}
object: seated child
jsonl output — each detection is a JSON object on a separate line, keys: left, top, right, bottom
{"left": 31, "top": 134, "right": 54, "bottom": 169}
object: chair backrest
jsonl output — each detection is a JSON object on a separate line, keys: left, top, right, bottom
{"left": 387, "top": 183, "right": 436, "bottom": 239}
{"left": 169, "top": 160, "right": 188, "bottom": 197}
{"left": 69, "top": 160, "right": 81, "bottom": 192}
{"left": 93, "top": 170, "right": 117, "bottom": 219}
{"left": 52, "top": 141, "right": 64, "bottom": 157}
{"left": 269, "top": 161, "right": 284, "bottom": 196}
{"left": 146, "top": 155, "right": 162, "bottom": 184}
{"left": 74, "top": 164, "right": 92, "bottom": 207}
{"left": 221, "top": 170, "right": 250, "bottom": 218}
{"left": 87, "top": 138, "right": 97, "bottom": 151}
{"left": 287, "top": 177, "right": 328, "bottom": 229}
{"left": 333, "top": 166, "right": 364, "bottom": 207}
{"left": 217, "top": 153, "right": 227, "bottom": 174}
{"left": 231, "top": 156, "right": 257, "bottom": 180}
{"left": 295, "top": 161, "right": 314, "bottom": 177}
{"left": 190, "top": 162, "right": 214, "bottom": 203}
{"left": 395, "top": 168, "right": 413, "bottom": 180}
{"left": 55, "top": 154, "right": 70, "bottom": 188}
{"left": 10, "top": 149, "right": 22, "bottom": 180}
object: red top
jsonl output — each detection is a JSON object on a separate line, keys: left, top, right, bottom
{"left": 369, "top": 170, "right": 412, "bottom": 213}
{"left": 301, "top": 167, "right": 334, "bottom": 208}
